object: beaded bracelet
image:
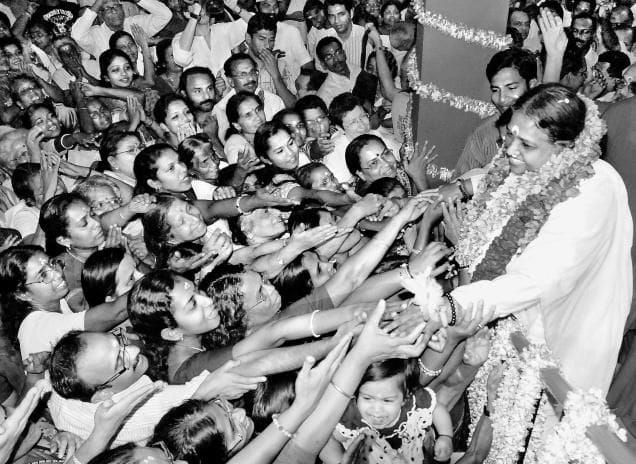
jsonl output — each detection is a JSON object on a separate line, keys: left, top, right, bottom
{"left": 235, "top": 195, "right": 246, "bottom": 214}
{"left": 330, "top": 380, "right": 354, "bottom": 400}
{"left": 309, "top": 310, "right": 321, "bottom": 338}
{"left": 418, "top": 358, "right": 442, "bottom": 377}
{"left": 272, "top": 414, "right": 297, "bottom": 439}
{"left": 444, "top": 293, "right": 457, "bottom": 326}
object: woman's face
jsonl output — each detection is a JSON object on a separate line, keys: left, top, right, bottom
{"left": 114, "top": 253, "right": 143, "bottom": 298}
{"left": 110, "top": 135, "right": 142, "bottom": 178}
{"left": 203, "top": 399, "right": 254, "bottom": 453}
{"left": 366, "top": 56, "right": 377, "bottom": 76}
{"left": 301, "top": 251, "right": 335, "bottom": 288}
{"left": 167, "top": 199, "right": 207, "bottom": 244}
{"left": 342, "top": 106, "right": 370, "bottom": 139}
{"left": 22, "top": 252, "right": 69, "bottom": 304}
{"left": 191, "top": 142, "right": 219, "bottom": 182}
{"left": 170, "top": 276, "right": 220, "bottom": 335}
{"left": 235, "top": 98, "right": 265, "bottom": 135}
{"left": 357, "top": 375, "right": 405, "bottom": 429}
{"left": 356, "top": 139, "right": 397, "bottom": 183}
{"left": 62, "top": 201, "right": 105, "bottom": 249}
{"left": 29, "top": 26, "right": 53, "bottom": 51}
{"left": 265, "top": 129, "right": 299, "bottom": 171}
{"left": 151, "top": 149, "right": 192, "bottom": 193}
{"left": 280, "top": 113, "right": 307, "bottom": 146}
{"left": 382, "top": 5, "right": 401, "bottom": 28}
{"left": 309, "top": 166, "right": 340, "bottom": 192}
{"left": 88, "top": 185, "right": 121, "bottom": 216}
{"left": 241, "top": 270, "right": 282, "bottom": 327}
{"left": 504, "top": 110, "right": 561, "bottom": 175}
{"left": 243, "top": 208, "right": 286, "bottom": 241}
{"left": 30, "top": 108, "right": 61, "bottom": 139}
{"left": 105, "top": 56, "right": 134, "bottom": 88}
{"left": 114, "top": 34, "right": 139, "bottom": 67}
{"left": 4, "top": 44, "right": 23, "bottom": 71}
{"left": 87, "top": 99, "right": 113, "bottom": 132}
{"left": 163, "top": 100, "right": 195, "bottom": 136}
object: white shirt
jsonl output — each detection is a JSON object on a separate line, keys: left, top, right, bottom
{"left": 452, "top": 160, "right": 632, "bottom": 394}
{"left": 172, "top": 20, "right": 247, "bottom": 76}
{"left": 48, "top": 372, "right": 209, "bottom": 445}
{"left": 317, "top": 64, "right": 362, "bottom": 107}
{"left": 4, "top": 201, "right": 39, "bottom": 238}
{"left": 319, "top": 25, "right": 371, "bottom": 69}
{"left": 18, "top": 300, "right": 84, "bottom": 359}
{"left": 70, "top": 0, "right": 172, "bottom": 59}
{"left": 213, "top": 87, "right": 285, "bottom": 142}
{"left": 308, "top": 27, "right": 333, "bottom": 61}
{"left": 274, "top": 21, "right": 312, "bottom": 84}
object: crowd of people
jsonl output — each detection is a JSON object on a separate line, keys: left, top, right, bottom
{"left": 0, "top": 0, "right": 631, "bottom": 462}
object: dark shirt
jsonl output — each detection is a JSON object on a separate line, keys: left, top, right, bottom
{"left": 34, "top": 2, "right": 79, "bottom": 36}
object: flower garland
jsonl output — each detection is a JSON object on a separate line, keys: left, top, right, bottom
{"left": 411, "top": 0, "right": 512, "bottom": 50}
{"left": 456, "top": 95, "right": 605, "bottom": 278}
{"left": 406, "top": 51, "right": 498, "bottom": 120}
{"left": 533, "top": 389, "right": 627, "bottom": 463}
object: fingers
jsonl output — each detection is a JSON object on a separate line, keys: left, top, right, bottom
{"left": 367, "top": 299, "right": 386, "bottom": 328}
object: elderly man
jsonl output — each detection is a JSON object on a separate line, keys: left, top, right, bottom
{"left": 71, "top": 0, "right": 172, "bottom": 59}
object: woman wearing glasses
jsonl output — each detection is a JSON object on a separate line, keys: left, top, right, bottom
{"left": 98, "top": 131, "right": 145, "bottom": 204}
{"left": 0, "top": 246, "right": 128, "bottom": 362}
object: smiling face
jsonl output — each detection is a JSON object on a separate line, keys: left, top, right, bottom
{"left": 170, "top": 276, "right": 220, "bottom": 335}
{"left": 240, "top": 270, "right": 282, "bottom": 328}
{"left": 22, "top": 252, "right": 69, "bottom": 304}
{"left": 504, "top": 110, "right": 562, "bottom": 175}
{"left": 357, "top": 374, "right": 405, "bottom": 429}
{"left": 86, "top": 99, "right": 113, "bottom": 132}
{"left": 29, "top": 107, "right": 61, "bottom": 139}
{"left": 3, "top": 44, "right": 23, "bottom": 71}
{"left": 162, "top": 100, "right": 196, "bottom": 136}
{"left": 356, "top": 139, "right": 398, "bottom": 183}
{"left": 203, "top": 399, "right": 254, "bottom": 454}
{"left": 490, "top": 67, "right": 529, "bottom": 113}
{"left": 148, "top": 149, "right": 192, "bottom": 193}
{"left": 105, "top": 55, "right": 134, "bottom": 88}
{"left": 342, "top": 105, "right": 370, "bottom": 139}
{"left": 58, "top": 200, "right": 106, "bottom": 250}
{"left": 166, "top": 199, "right": 207, "bottom": 244}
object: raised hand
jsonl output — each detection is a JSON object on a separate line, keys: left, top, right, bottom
{"left": 409, "top": 241, "right": 452, "bottom": 276}
{"left": 0, "top": 235, "right": 20, "bottom": 254}
{"left": 197, "top": 360, "right": 266, "bottom": 400}
{"left": 405, "top": 140, "right": 437, "bottom": 183}
{"left": 463, "top": 328, "right": 491, "bottom": 367}
{"left": 442, "top": 198, "right": 463, "bottom": 246}
{"left": 49, "top": 431, "right": 82, "bottom": 460}
{"left": 538, "top": 7, "right": 567, "bottom": 57}
{"left": 212, "top": 186, "right": 236, "bottom": 200}
{"left": 291, "top": 224, "right": 346, "bottom": 250}
{"left": 104, "top": 225, "right": 124, "bottom": 248}
{"left": 237, "top": 145, "right": 263, "bottom": 173}
{"left": 130, "top": 24, "right": 150, "bottom": 52}
{"left": 128, "top": 194, "right": 156, "bottom": 214}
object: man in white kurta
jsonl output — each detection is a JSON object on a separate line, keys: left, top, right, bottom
{"left": 452, "top": 159, "right": 633, "bottom": 394}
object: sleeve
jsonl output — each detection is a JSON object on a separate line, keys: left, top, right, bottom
{"left": 8, "top": 208, "right": 38, "bottom": 238}
{"left": 454, "top": 120, "right": 496, "bottom": 176}
{"left": 70, "top": 8, "right": 99, "bottom": 57}
{"left": 285, "top": 26, "right": 312, "bottom": 67}
{"left": 129, "top": 0, "right": 173, "bottom": 37}
{"left": 217, "top": 20, "right": 248, "bottom": 49}
{"left": 272, "top": 440, "right": 318, "bottom": 464}
{"left": 18, "top": 311, "right": 86, "bottom": 359}
{"left": 171, "top": 33, "right": 194, "bottom": 68}
{"left": 451, "top": 167, "right": 619, "bottom": 320}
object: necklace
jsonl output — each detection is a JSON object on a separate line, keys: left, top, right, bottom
{"left": 174, "top": 343, "right": 205, "bottom": 352}
{"left": 66, "top": 248, "right": 92, "bottom": 264}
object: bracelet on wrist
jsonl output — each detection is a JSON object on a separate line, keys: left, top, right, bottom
{"left": 417, "top": 358, "right": 442, "bottom": 377}
{"left": 444, "top": 292, "right": 457, "bottom": 326}
{"left": 309, "top": 310, "right": 321, "bottom": 338}
{"left": 437, "top": 434, "right": 453, "bottom": 440}
{"left": 330, "top": 380, "right": 354, "bottom": 400}
{"left": 235, "top": 195, "right": 247, "bottom": 214}
{"left": 272, "top": 414, "right": 297, "bottom": 440}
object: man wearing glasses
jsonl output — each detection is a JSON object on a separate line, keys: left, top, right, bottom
{"left": 70, "top": 0, "right": 172, "bottom": 60}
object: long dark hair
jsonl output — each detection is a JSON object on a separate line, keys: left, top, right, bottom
{"left": 99, "top": 48, "right": 136, "bottom": 86}
{"left": 199, "top": 274, "right": 247, "bottom": 349}
{"left": 133, "top": 143, "right": 174, "bottom": 195}
{"left": 81, "top": 247, "right": 126, "bottom": 307}
{"left": 271, "top": 255, "right": 314, "bottom": 307}
{"left": 141, "top": 194, "right": 177, "bottom": 267}
{"left": 39, "top": 192, "right": 87, "bottom": 256}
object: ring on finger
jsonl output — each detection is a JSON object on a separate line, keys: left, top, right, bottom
{"left": 476, "top": 323, "right": 484, "bottom": 330}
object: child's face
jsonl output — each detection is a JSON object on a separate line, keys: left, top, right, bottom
{"left": 357, "top": 375, "right": 405, "bottom": 429}
{"left": 310, "top": 166, "right": 341, "bottom": 192}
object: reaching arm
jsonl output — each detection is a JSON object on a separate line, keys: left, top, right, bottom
{"left": 70, "top": 1, "right": 103, "bottom": 58}
{"left": 83, "top": 294, "right": 129, "bottom": 332}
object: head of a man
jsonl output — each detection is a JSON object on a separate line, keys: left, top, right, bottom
{"left": 325, "top": 0, "right": 353, "bottom": 36}
{"left": 224, "top": 54, "right": 259, "bottom": 93}
{"left": 508, "top": 8, "right": 531, "bottom": 41}
{"left": 303, "top": 0, "right": 328, "bottom": 30}
{"left": 389, "top": 21, "right": 415, "bottom": 51}
{"left": 99, "top": 0, "right": 125, "bottom": 31}
{"left": 246, "top": 14, "right": 277, "bottom": 57}
{"left": 11, "top": 75, "right": 45, "bottom": 109}
{"left": 0, "top": 129, "right": 29, "bottom": 171}
{"left": 50, "top": 330, "right": 148, "bottom": 403}
{"left": 486, "top": 48, "right": 538, "bottom": 113}
{"left": 317, "top": 37, "right": 348, "bottom": 75}
{"left": 611, "top": 5, "right": 634, "bottom": 28}
{"left": 296, "top": 95, "right": 330, "bottom": 138}
{"left": 257, "top": 0, "right": 284, "bottom": 21}
{"left": 596, "top": 50, "right": 631, "bottom": 92}
{"left": 179, "top": 67, "right": 216, "bottom": 113}
{"left": 573, "top": 0, "right": 596, "bottom": 16}
{"left": 570, "top": 14, "right": 596, "bottom": 49}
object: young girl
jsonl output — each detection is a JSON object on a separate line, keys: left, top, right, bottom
{"left": 332, "top": 358, "right": 453, "bottom": 464}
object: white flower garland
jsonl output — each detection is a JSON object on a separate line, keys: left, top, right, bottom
{"left": 533, "top": 389, "right": 627, "bottom": 464}
{"left": 406, "top": 51, "right": 498, "bottom": 120}
{"left": 455, "top": 95, "right": 605, "bottom": 272}
{"left": 411, "top": 0, "right": 512, "bottom": 50}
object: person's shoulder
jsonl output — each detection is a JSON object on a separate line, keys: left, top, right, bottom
{"left": 602, "top": 96, "right": 636, "bottom": 119}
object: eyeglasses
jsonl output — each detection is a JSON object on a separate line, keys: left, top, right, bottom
{"left": 232, "top": 69, "right": 259, "bottom": 80}
{"left": 322, "top": 48, "right": 345, "bottom": 62}
{"left": 214, "top": 399, "right": 244, "bottom": 449}
{"left": 343, "top": 113, "right": 369, "bottom": 128}
{"left": 114, "top": 144, "right": 144, "bottom": 157}
{"left": 304, "top": 115, "right": 328, "bottom": 128}
{"left": 96, "top": 329, "right": 130, "bottom": 389}
{"left": 152, "top": 441, "right": 175, "bottom": 464}
{"left": 101, "top": 3, "right": 122, "bottom": 13}
{"left": 362, "top": 149, "right": 394, "bottom": 170}
{"left": 90, "top": 197, "right": 122, "bottom": 214}
{"left": 25, "top": 258, "right": 65, "bottom": 286}
{"left": 284, "top": 122, "right": 306, "bottom": 132}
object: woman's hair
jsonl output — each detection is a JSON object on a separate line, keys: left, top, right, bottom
{"left": 142, "top": 194, "right": 177, "bottom": 266}
{"left": 39, "top": 192, "right": 86, "bottom": 256}
{"left": 380, "top": 0, "right": 402, "bottom": 17}
{"left": 153, "top": 93, "right": 190, "bottom": 126}
{"left": 271, "top": 255, "right": 314, "bottom": 307}
{"left": 127, "top": 270, "right": 178, "bottom": 382}
{"left": 81, "top": 247, "right": 126, "bottom": 307}
{"left": 74, "top": 175, "right": 122, "bottom": 204}
{"left": 150, "top": 399, "right": 229, "bottom": 464}
{"left": 23, "top": 100, "right": 56, "bottom": 129}
{"left": 199, "top": 274, "right": 247, "bottom": 348}
{"left": 366, "top": 49, "right": 398, "bottom": 79}
{"left": 99, "top": 48, "right": 135, "bottom": 85}
{"left": 0, "top": 245, "right": 43, "bottom": 346}
{"left": 247, "top": 371, "right": 296, "bottom": 433}
{"left": 511, "top": 83, "right": 586, "bottom": 143}
{"left": 254, "top": 120, "right": 292, "bottom": 163}
{"left": 366, "top": 177, "right": 403, "bottom": 197}
{"left": 272, "top": 108, "right": 300, "bottom": 125}
{"left": 225, "top": 91, "right": 262, "bottom": 140}
{"left": 155, "top": 39, "right": 172, "bottom": 75}
{"left": 287, "top": 206, "right": 326, "bottom": 232}
{"left": 178, "top": 133, "right": 212, "bottom": 171}
{"left": 329, "top": 92, "right": 362, "bottom": 128}
{"left": 357, "top": 358, "right": 416, "bottom": 397}
{"left": 98, "top": 131, "right": 141, "bottom": 171}
{"left": 295, "top": 162, "right": 324, "bottom": 189}
{"left": 108, "top": 30, "right": 134, "bottom": 51}
{"left": 134, "top": 143, "right": 174, "bottom": 195}
{"left": 345, "top": 133, "right": 385, "bottom": 175}
{"left": 87, "top": 443, "right": 141, "bottom": 464}
{"left": 11, "top": 163, "right": 40, "bottom": 206}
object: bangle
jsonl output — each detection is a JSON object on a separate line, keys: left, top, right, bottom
{"left": 330, "top": 380, "right": 354, "bottom": 400}
{"left": 189, "top": 12, "right": 200, "bottom": 20}
{"left": 444, "top": 292, "right": 457, "bottom": 326}
{"left": 457, "top": 179, "right": 469, "bottom": 201}
{"left": 61, "top": 133, "right": 74, "bottom": 150}
{"left": 418, "top": 358, "right": 442, "bottom": 377}
{"left": 272, "top": 414, "right": 296, "bottom": 439}
{"left": 437, "top": 434, "right": 453, "bottom": 440}
{"left": 235, "top": 195, "right": 246, "bottom": 214}
{"left": 309, "top": 310, "right": 320, "bottom": 338}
